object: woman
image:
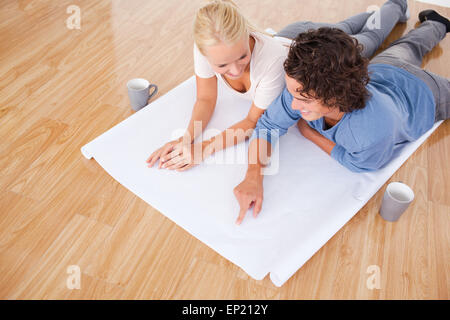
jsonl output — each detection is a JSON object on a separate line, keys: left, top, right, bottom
{"left": 146, "top": 0, "right": 409, "bottom": 172}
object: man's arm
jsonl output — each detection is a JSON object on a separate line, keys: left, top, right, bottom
{"left": 233, "top": 88, "right": 300, "bottom": 225}
{"left": 250, "top": 87, "right": 301, "bottom": 146}
{"left": 298, "top": 118, "right": 394, "bottom": 172}
{"left": 297, "top": 118, "right": 335, "bottom": 155}
{"left": 331, "top": 139, "right": 395, "bottom": 172}
{"left": 233, "top": 138, "right": 270, "bottom": 225}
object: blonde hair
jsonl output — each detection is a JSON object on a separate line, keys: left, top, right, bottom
{"left": 193, "top": 0, "right": 259, "bottom": 55}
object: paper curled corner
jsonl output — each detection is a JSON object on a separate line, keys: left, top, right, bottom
{"left": 269, "top": 272, "right": 284, "bottom": 287}
{"left": 80, "top": 144, "right": 93, "bottom": 159}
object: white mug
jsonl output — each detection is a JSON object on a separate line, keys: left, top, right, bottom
{"left": 379, "top": 182, "right": 415, "bottom": 222}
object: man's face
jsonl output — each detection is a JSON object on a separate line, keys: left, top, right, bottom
{"left": 204, "top": 34, "right": 252, "bottom": 80}
{"left": 285, "top": 74, "right": 336, "bottom": 121}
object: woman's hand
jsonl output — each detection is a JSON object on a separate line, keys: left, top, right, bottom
{"left": 147, "top": 139, "right": 214, "bottom": 171}
{"left": 146, "top": 137, "right": 186, "bottom": 169}
{"left": 163, "top": 140, "right": 215, "bottom": 171}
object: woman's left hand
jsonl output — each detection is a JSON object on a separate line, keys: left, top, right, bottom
{"left": 159, "top": 140, "right": 214, "bottom": 171}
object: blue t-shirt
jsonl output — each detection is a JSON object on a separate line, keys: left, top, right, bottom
{"left": 250, "top": 63, "right": 436, "bottom": 172}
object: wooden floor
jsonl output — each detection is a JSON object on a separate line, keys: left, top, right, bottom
{"left": 0, "top": 0, "right": 448, "bottom": 299}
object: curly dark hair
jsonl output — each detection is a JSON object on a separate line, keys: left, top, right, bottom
{"left": 284, "top": 27, "right": 371, "bottom": 113}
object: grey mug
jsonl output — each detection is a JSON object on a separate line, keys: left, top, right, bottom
{"left": 127, "top": 78, "right": 158, "bottom": 111}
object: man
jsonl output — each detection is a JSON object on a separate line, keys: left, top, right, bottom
{"left": 233, "top": 10, "right": 450, "bottom": 225}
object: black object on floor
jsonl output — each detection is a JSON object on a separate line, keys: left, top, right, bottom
{"left": 418, "top": 9, "right": 450, "bottom": 33}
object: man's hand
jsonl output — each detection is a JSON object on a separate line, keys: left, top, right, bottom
{"left": 297, "top": 118, "right": 314, "bottom": 139}
{"left": 297, "top": 118, "right": 336, "bottom": 155}
{"left": 233, "top": 169, "right": 264, "bottom": 225}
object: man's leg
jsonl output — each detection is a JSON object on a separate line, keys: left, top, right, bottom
{"left": 371, "top": 21, "right": 450, "bottom": 121}
{"left": 276, "top": 0, "right": 408, "bottom": 58}
{"left": 351, "top": 0, "right": 408, "bottom": 57}
{"left": 275, "top": 12, "right": 372, "bottom": 40}
{"left": 372, "top": 20, "right": 446, "bottom": 66}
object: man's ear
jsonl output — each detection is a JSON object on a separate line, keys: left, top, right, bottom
{"left": 324, "top": 97, "right": 338, "bottom": 110}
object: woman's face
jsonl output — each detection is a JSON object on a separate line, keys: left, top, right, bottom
{"left": 203, "top": 34, "right": 252, "bottom": 80}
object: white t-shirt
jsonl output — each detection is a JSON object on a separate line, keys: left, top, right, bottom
{"left": 193, "top": 32, "right": 290, "bottom": 109}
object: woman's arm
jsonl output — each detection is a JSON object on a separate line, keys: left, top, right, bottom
{"left": 146, "top": 75, "right": 217, "bottom": 168}
{"left": 202, "top": 103, "right": 265, "bottom": 156}
{"left": 183, "top": 75, "right": 218, "bottom": 143}
{"left": 161, "top": 102, "right": 265, "bottom": 171}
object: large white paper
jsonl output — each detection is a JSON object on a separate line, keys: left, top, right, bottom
{"left": 81, "top": 76, "right": 442, "bottom": 286}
